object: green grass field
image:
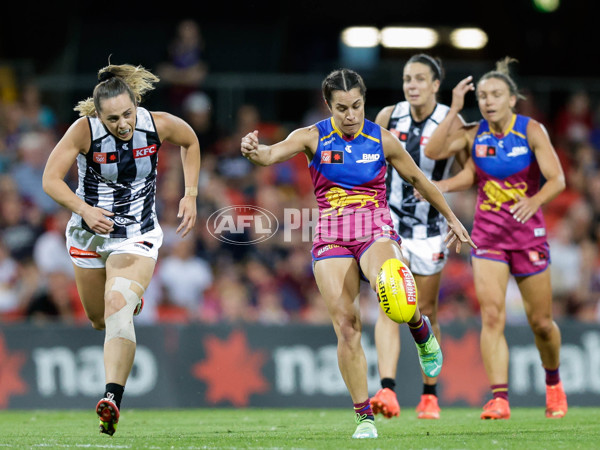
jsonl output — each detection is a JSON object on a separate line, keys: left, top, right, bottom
{"left": 0, "top": 407, "right": 598, "bottom": 449}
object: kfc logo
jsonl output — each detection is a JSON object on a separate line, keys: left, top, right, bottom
{"left": 133, "top": 145, "right": 158, "bottom": 159}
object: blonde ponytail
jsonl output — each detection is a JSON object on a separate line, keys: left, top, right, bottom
{"left": 74, "top": 63, "right": 160, "bottom": 117}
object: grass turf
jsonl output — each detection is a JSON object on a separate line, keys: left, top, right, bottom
{"left": 0, "top": 407, "right": 598, "bottom": 449}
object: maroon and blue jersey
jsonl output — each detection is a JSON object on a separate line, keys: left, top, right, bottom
{"left": 471, "top": 114, "right": 547, "bottom": 250}
{"left": 309, "top": 117, "right": 397, "bottom": 246}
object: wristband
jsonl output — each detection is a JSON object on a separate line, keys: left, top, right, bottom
{"left": 184, "top": 186, "right": 198, "bottom": 197}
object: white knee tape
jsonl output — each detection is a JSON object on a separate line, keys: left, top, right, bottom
{"left": 104, "top": 277, "right": 143, "bottom": 344}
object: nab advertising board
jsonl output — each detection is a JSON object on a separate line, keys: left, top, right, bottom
{"left": 0, "top": 321, "right": 598, "bottom": 409}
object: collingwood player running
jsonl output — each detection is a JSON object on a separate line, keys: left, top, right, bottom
{"left": 42, "top": 62, "right": 201, "bottom": 436}
{"left": 370, "top": 54, "right": 468, "bottom": 420}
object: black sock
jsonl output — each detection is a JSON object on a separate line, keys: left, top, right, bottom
{"left": 423, "top": 384, "right": 437, "bottom": 396}
{"left": 381, "top": 378, "right": 396, "bottom": 391}
{"left": 104, "top": 383, "right": 124, "bottom": 410}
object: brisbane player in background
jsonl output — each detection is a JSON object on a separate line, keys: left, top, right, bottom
{"left": 425, "top": 57, "right": 567, "bottom": 420}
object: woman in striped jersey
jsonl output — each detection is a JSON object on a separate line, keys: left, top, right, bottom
{"left": 43, "top": 62, "right": 201, "bottom": 435}
{"left": 370, "top": 53, "right": 469, "bottom": 421}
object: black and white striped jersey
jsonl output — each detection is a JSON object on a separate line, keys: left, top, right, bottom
{"left": 386, "top": 101, "right": 455, "bottom": 239}
{"left": 73, "top": 107, "right": 162, "bottom": 238}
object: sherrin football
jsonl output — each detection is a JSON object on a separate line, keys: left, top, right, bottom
{"left": 376, "top": 258, "right": 418, "bottom": 323}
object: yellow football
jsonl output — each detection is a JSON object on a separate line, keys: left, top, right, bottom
{"left": 376, "top": 258, "right": 418, "bottom": 323}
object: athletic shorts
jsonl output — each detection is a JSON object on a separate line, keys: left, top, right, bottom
{"left": 312, "top": 225, "right": 400, "bottom": 262}
{"left": 66, "top": 219, "right": 163, "bottom": 269}
{"left": 311, "top": 233, "right": 401, "bottom": 282}
{"left": 470, "top": 242, "right": 550, "bottom": 277}
{"left": 400, "top": 234, "right": 448, "bottom": 276}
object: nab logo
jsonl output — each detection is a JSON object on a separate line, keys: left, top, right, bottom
{"left": 206, "top": 205, "right": 279, "bottom": 245}
{"left": 133, "top": 144, "right": 158, "bottom": 159}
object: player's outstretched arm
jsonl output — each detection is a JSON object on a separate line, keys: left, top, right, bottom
{"left": 425, "top": 76, "right": 475, "bottom": 161}
{"left": 241, "top": 127, "right": 317, "bottom": 167}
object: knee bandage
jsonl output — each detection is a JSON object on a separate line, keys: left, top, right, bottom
{"left": 104, "top": 277, "right": 144, "bottom": 344}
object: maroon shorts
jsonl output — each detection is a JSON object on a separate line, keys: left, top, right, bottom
{"left": 312, "top": 234, "right": 401, "bottom": 281}
{"left": 470, "top": 242, "right": 550, "bottom": 276}
{"left": 312, "top": 231, "right": 400, "bottom": 264}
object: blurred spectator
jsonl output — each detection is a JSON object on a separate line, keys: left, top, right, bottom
{"left": 18, "top": 80, "right": 57, "bottom": 132}
{"left": 0, "top": 190, "right": 43, "bottom": 261}
{"left": 25, "top": 271, "right": 76, "bottom": 323}
{"left": 0, "top": 238, "right": 19, "bottom": 316}
{"left": 209, "top": 270, "right": 257, "bottom": 323}
{"left": 157, "top": 19, "right": 208, "bottom": 113}
{"left": 300, "top": 285, "right": 330, "bottom": 324}
{"left": 548, "top": 218, "right": 586, "bottom": 301}
{"left": 0, "top": 131, "right": 12, "bottom": 174}
{"left": 255, "top": 288, "right": 290, "bottom": 324}
{"left": 589, "top": 102, "right": 600, "bottom": 150}
{"left": 301, "top": 89, "right": 330, "bottom": 127}
{"left": 515, "top": 88, "right": 548, "bottom": 126}
{"left": 33, "top": 207, "right": 74, "bottom": 278}
{"left": 156, "top": 233, "right": 213, "bottom": 319}
{"left": 182, "top": 91, "right": 221, "bottom": 153}
{"left": 438, "top": 252, "right": 478, "bottom": 322}
{"left": 212, "top": 105, "right": 263, "bottom": 190}
{"left": 13, "top": 258, "right": 41, "bottom": 318}
{"left": 0, "top": 101, "right": 24, "bottom": 155}
{"left": 553, "top": 90, "right": 593, "bottom": 149}
{"left": 11, "top": 130, "right": 58, "bottom": 214}
{"left": 274, "top": 246, "right": 315, "bottom": 316}
{"left": 566, "top": 141, "right": 598, "bottom": 194}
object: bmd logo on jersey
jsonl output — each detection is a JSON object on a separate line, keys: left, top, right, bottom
{"left": 206, "top": 205, "right": 279, "bottom": 245}
{"left": 133, "top": 144, "right": 158, "bottom": 159}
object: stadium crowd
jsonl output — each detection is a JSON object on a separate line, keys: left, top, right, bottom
{"left": 1, "top": 64, "right": 600, "bottom": 326}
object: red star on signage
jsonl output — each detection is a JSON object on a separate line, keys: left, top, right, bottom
{"left": 192, "top": 330, "right": 269, "bottom": 406}
{"left": 438, "top": 330, "right": 489, "bottom": 406}
{"left": 0, "top": 333, "right": 28, "bottom": 409}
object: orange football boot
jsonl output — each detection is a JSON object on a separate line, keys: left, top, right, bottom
{"left": 416, "top": 394, "right": 441, "bottom": 419}
{"left": 480, "top": 397, "right": 511, "bottom": 420}
{"left": 545, "top": 381, "right": 568, "bottom": 418}
{"left": 370, "top": 388, "right": 400, "bottom": 418}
